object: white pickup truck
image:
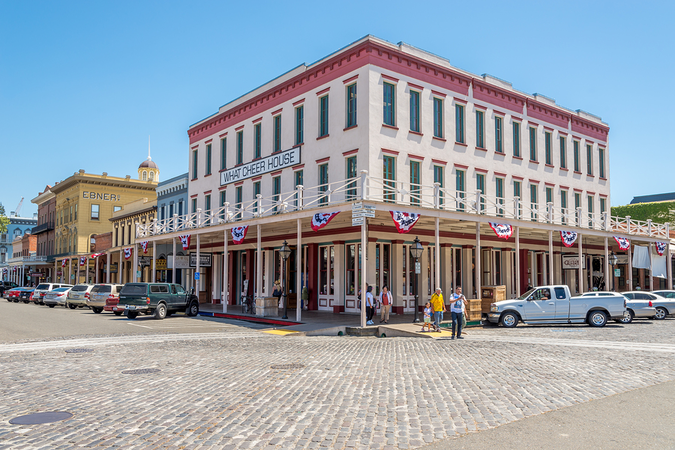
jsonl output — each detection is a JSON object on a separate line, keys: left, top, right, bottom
{"left": 486, "top": 285, "right": 626, "bottom": 328}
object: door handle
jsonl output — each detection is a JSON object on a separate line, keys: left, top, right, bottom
{"left": 548, "top": 302, "right": 554, "bottom": 305}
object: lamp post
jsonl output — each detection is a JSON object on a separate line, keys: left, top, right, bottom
{"left": 409, "top": 236, "right": 424, "bottom": 323}
{"left": 279, "top": 240, "right": 292, "bottom": 319}
{"left": 609, "top": 251, "right": 618, "bottom": 292}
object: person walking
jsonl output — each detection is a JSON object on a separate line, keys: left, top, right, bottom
{"left": 450, "top": 286, "right": 469, "bottom": 334}
{"left": 379, "top": 285, "right": 392, "bottom": 324}
{"left": 450, "top": 287, "right": 466, "bottom": 339}
{"left": 365, "top": 285, "right": 375, "bottom": 325}
{"left": 430, "top": 287, "right": 445, "bottom": 332}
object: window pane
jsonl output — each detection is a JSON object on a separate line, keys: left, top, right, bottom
{"left": 410, "top": 90, "right": 420, "bottom": 132}
{"left": 455, "top": 104, "right": 464, "bottom": 143}
{"left": 383, "top": 83, "right": 395, "bottom": 126}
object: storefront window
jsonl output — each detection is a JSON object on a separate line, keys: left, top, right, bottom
{"left": 347, "top": 244, "right": 355, "bottom": 295}
{"left": 402, "top": 245, "right": 407, "bottom": 295}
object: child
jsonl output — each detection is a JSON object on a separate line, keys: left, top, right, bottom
{"left": 420, "top": 302, "right": 433, "bottom": 332}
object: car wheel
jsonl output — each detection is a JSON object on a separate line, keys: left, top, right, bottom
{"left": 92, "top": 307, "right": 103, "bottom": 314}
{"left": 500, "top": 311, "right": 518, "bottom": 328}
{"left": 114, "top": 311, "right": 123, "bottom": 316}
{"left": 127, "top": 311, "right": 138, "bottom": 319}
{"left": 23, "top": 300, "right": 30, "bottom": 304}
{"left": 619, "top": 310, "right": 634, "bottom": 324}
{"left": 68, "top": 303, "right": 77, "bottom": 310}
{"left": 13, "top": 299, "right": 19, "bottom": 303}
{"left": 154, "top": 303, "right": 167, "bottom": 320}
{"left": 588, "top": 310, "right": 607, "bottom": 327}
{"left": 48, "top": 304, "right": 55, "bottom": 308}
{"left": 187, "top": 301, "right": 199, "bottom": 317}
{"left": 654, "top": 307, "right": 667, "bottom": 320}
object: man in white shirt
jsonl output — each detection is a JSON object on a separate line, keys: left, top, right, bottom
{"left": 450, "top": 286, "right": 467, "bottom": 339}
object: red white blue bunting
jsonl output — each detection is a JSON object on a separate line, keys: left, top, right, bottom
{"left": 614, "top": 236, "right": 630, "bottom": 251}
{"left": 61, "top": 259, "right": 68, "bottom": 267}
{"left": 390, "top": 211, "right": 421, "bottom": 234}
{"left": 80, "top": 256, "right": 87, "bottom": 266}
{"left": 140, "top": 241, "right": 149, "bottom": 254}
{"left": 90, "top": 252, "right": 104, "bottom": 258}
{"left": 231, "top": 226, "right": 249, "bottom": 245}
{"left": 311, "top": 211, "right": 340, "bottom": 232}
{"left": 489, "top": 223, "right": 513, "bottom": 240}
{"left": 656, "top": 242, "right": 667, "bottom": 256}
{"left": 560, "top": 231, "right": 578, "bottom": 248}
{"left": 124, "top": 247, "right": 133, "bottom": 260}
{"left": 179, "top": 235, "right": 191, "bottom": 251}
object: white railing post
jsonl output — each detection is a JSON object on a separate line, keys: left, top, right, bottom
{"left": 151, "top": 218, "right": 157, "bottom": 236}
{"left": 327, "top": 183, "right": 332, "bottom": 204}
{"left": 296, "top": 185, "right": 304, "bottom": 210}
{"left": 626, "top": 216, "right": 632, "bottom": 235}
{"left": 196, "top": 208, "right": 202, "bottom": 228}
{"left": 547, "top": 202, "right": 553, "bottom": 224}
{"left": 256, "top": 194, "right": 263, "bottom": 217}
{"left": 603, "top": 212, "right": 609, "bottom": 231}
{"left": 647, "top": 219, "right": 653, "bottom": 237}
{"left": 514, "top": 196, "right": 520, "bottom": 220}
{"left": 576, "top": 207, "right": 582, "bottom": 227}
{"left": 360, "top": 170, "right": 369, "bottom": 201}
{"left": 173, "top": 213, "right": 178, "bottom": 232}
{"left": 433, "top": 182, "right": 440, "bottom": 209}
{"left": 475, "top": 190, "right": 481, "bottom": 214}
{"left": 135, "top": 222, "right": 140, "bottom": 240}
{"left": 224, "top": 202, "right": 230, "bottom": 222}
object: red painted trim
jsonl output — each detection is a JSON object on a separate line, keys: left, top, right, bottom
{"left": 408, "top": 82, "right": 424, "bottom": 91}
{"left": 543, "top": 126, "right": 554, "bottom": 132}
{"left": 529, "top": 160, "right": 539, "bottom": 164}
{"left": 408, "top": 154, "right": 424, "bottom": 161}
{"left": 475, "top": 168, "right": 488, "bottom": 174}
{"left": 204, "top": 174, "right": 212, "bottom": 178}
{"left": 474, "top": 103, "right": 488, "bottom": 111}
{"left": 316, "top": 87, "right": 330, "bottom": 96}
{"left": 453, "top": 97, "right": 467, "bottom": 104}
{"left": 545, "top": 164, "right": 554, "bottom": 168}
{"left": 316, "top": 157, "right": 330, "bottom": 164}
{"left": 560, "top": 167, "right": 569, "bottom": 171}
{"left": 342, "top": 74, "right": 359, "bottom": 84}
{"left": 526, "top": 98, "right": 571, "bottom": 129}
{"left": 409, "top": 130, "right": 423, "bottom": 137}
{"left": 471, "top": 78, "right": 527, "bottom": 114}
{"left": 558, "top": 131, "right": 568, "bottom": 136}
{"left": 204, "top": 139, "right": 213, "bottom": 144}
{"left": 544, "top": 182, "right": 555, "bottom": 187}
{"left": 494, "top": 171, "right": 507, "bottom": 177}
{"left": 587, "top": 174, "right": 595, "bottom": 178}
{"left": 292, "top": 164, "right": 304, "bottom": 170}
{"left": 455, "top": 142, "right": 468, "bottom": 147}
{"left": 574, "top": 171, "right": 582, "bottom": 175}
{"left": 342, "top": 149, "right": 358, "bottom": 156}
{"left": 599, "top": 177, "right": 607, "bottom": 181}
{"left": 271, "top": 108, "right": 283, "bottom": 116}
{"left": 251, "top": 176, "right": 262, "bottom": 182}
{"left": 511, "top": 117, "right": 523, "bottom": 122}
{"left": 382, "top": 149, "right": 399, "bottom": 156}
{"left": 343, "top": 124, "right": 358, "bottom": 131}
{"left": 586, "top": 140, "right": 595, "bottom": 145}
{"left": 191, "top": 145, "right": 198, "bottom": 149}
{"left": 190, "top": 194, "right": 198, "bottom": 198}
{"left": 235, "top": 125, "right": 244, "bottom": 131}
{"left": 292, "top": 98, "right": 305, "bottom": 106}
{"left": 219, "top": 132, "right": 228, "bottom": 138}
{"left": 454, "top": 163, "right": 468, "bottom": 170}
{"left": 433, "top": 136, "right": 447, "bottom": 142}
{"left": 235, "top": 181, "right": 244, "bottom": 187}
{"left": 382, "top": 123, "right": 399, "bottom": 131}
{"left": 587, "top": 191, "right": 596, "bottom": 195}
{"left": 512, "top": 175, "right": 524, "bottom": 180}
{"left": 494, "top": 110, "right": 506, "bottom": 116}
{"left": 431, "top": 89, "right": 447, "bottom": 98}
{"left": 560, "top": 185, "right": 569, "bottom": 189}
{"left": 191, "top": 178, "right": 198, "bottom": 182}
{"left": 599, "top": 193, "right": 608, "bottom": 198}
{"left": 527, "top": 121, "right": 539, "bottom": 128}
{"left": 270, "top": 171, "right": 282, "bottom": 177}
{"left": 381, "top": 73, "right": 399, "bottom": 83}
{"left": 252, "top": 117, "right": 262, "bottom": 124}
{"left": 218, "top": 186, "right": 227, "bottom": 191}
{"left": 316, "top": 134, "right": 330, "bottom": 141}
{"left": 475, "top": 147, "right": 487, "bottom": 152}
{"left": 513, "top": 156, "right": 523, "bottom": 160}
{"left": 495, "top": 151, "right": 506, "bottom": 156}
{"left": 432, "top": 159, "right": 447, "bottom": 166}
{"left": 203, "top": 190, "right": 212, "bottom": 195}
{"left": 571, "top": 115, "right": 609, "bottom": 143}
{"left": 574, "top": 188, "right": 583, "bottom": 192}
{"left": 529, "top": 179, "right": 540, "bottom": 184}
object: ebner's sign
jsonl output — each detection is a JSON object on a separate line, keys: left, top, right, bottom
{"left": 83, "top": 192, "right": 120, "bottom": 201}
{"left": 220, "top": 146, "right": 301, "bottom": 186}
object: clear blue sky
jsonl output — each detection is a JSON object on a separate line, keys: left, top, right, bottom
{"left": 1, "top": 0, "right": 673, "bottom": 217}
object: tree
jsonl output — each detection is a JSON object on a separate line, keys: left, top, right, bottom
{"left": 0, "top": 203, "right": 8, "bottom": 234}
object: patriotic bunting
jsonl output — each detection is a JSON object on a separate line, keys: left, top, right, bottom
{"left": 231, "top": 226, "right": 249, "bottom": 245}
{"left": 656, "top": 242, "right": 667, "bottom": 256}
{"left": 560, "top": 231, "right": 578, "bottom": 248}
{"left": 179, "top": 235, "right": 191, "bottom": 251}
{"left": 614, "top": 236, "right": 630, "bottom": 251}
{"left": 80, "top": 256, "right": 87, "bottom": 266}
{"left": 311, "top": 211, "right": 340, "bottom": 232}
{"left": 61, "top": 259, "right": 67, "bottom": 268}
{"left": 389, "top": 211, "right": 421, "bottom": 234}
{"left": 124, "top": 247, "right": 133, "bottom": 260}
{"left": 90, "top": 253, "right": 104, "bottom": 258}
{"left": 140, "top": 241, "right": 149, "bottom": 253}
{"left": 488, "top": 223, "right": 513, "bottom": 240}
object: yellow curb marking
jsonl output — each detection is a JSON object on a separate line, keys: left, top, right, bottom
{"left": 261, "top": 329, "right": 300, "bottom": 336}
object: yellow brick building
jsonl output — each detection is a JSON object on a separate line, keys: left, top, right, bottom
{"left": 52, "top": 160, "right": 159, "bottom": 284}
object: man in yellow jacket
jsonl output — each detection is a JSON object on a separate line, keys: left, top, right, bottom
{"left": 430, "top": 288, "right": 445, "bottom": 332}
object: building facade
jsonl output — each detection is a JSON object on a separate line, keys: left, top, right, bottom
{"left": 29, "top": 186, "right": 57, "bottom": 282}
{"left": 1, "top": 213, "right": 38, "bottom": 284}
{"left": 137, "top": 36, "right": 670, "bottom": 325}
{"left": 155, "top": 173, "right": 189, "bottom": 286}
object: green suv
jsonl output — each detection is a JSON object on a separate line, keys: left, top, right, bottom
{"left": 117, "top": 283, "right": 200, "bottom": 320}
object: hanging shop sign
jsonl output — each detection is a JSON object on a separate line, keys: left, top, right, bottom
{"left": 156, "top": 258, "right": 167, "bottom": 270}
{"left": 168, "top": 255, "right": 190, "bottom": 269}
{"left": 189, "top": 253, "right": 212, "bottom": 268}
{"left": 220, "top": 146, "right": 301, "bottom": 186}
{"left": 562, "top": 255, "right": 586, "bottom": 270}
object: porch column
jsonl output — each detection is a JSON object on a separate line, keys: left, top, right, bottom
{"left": 649, "top": 242, "right": 654, "bottom": 290}
{"left": 256, "top": 225, "right": 262, "bottom": 303}
{"left": 530, "top": 251, "right": 535, "bottom": 287}
{"left": 333, "top": 242, "right": 344, "bottom": 314}
{"left": 133, "top": 244, "right": 138, "bottom": 282}
{"left": 577, "top": 234, "right": 583, "bottom": 294}
{"left": 548, "top": 231, "right": 554, "bottom": 285}
{"left": 95, "top": 256, "right": 99, "bottom": 284}
{"left": 222, "top": 229, "right": 228, "bottom": 313}
{"left": 296, "top": 218, "right": 302, "bottom": 322}
{"left": 475, "top": 222, "right": 481, "bottom": 301}
{"left": 435, "top": 217, "right": 441, "bottom": 291}
{"left": 515, "top": 227, "right": 521, "bottom": 297}
{"left": 152, "top": 241, "right": 157, "bottom": 283}
{"left": 172, "top": 238, "right": 176, "bottom": 284}
{"left": 361, "top": 221, "right": 367, "bottom": 328}
{"left": 441, "top": 244, "right": 453, "bottom": 293}
{"left": 106, "top": 252, "right": 110, "bottom": 283}
{"left": 668, "top": 244, "right": 673, "bottom": 290}
{"left": 69, "top": 258, "right": 72, "bottom": 285}
{"left": 628, "top": 240, "right": 633, "bottom": 290}
{"left": 77, "top": 258, "right": 80, "bottom": 285}
{"left": 119, "top": 250, "right": 123, "bottom": 284}
{"left": 604, "top": 238, "right": 609, "bottom": 291}
{"left": 196, "top": 234, "right": 201, "bottom": 298}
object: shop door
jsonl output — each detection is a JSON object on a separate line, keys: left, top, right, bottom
{"left": 401, "top": 244, "right": 416, "bottom": 313}
{"left": 374, "top": 243, "right": 391, "bottom": 297}
{"left": 318, "top": 245, "right": 335, "bottom": 311}
{"left": 344, "top": 243, "right": 361, "bottom": 312}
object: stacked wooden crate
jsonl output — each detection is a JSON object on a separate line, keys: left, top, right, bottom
{"left": 481, "top": 286, "right": 507, "bottom": 313}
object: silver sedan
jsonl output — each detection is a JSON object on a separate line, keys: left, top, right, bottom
{"left": 623, "top": 291, "right": 675, "bottom": 320}
{"left": 43, "top": 287, "right": 73, "bottom": 308}
{"left": 579, "top": 292, "right": 654, "bottom": 324}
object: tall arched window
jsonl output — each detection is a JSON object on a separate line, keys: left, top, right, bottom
{"left": 149, "top": 171, "right": 154, "bottom": 181}
{"left": 142, "top": 171, "right": 147, "bottom": 181}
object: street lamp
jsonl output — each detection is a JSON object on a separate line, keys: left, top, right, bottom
{"left": 409, "top": 236, "right": 424, "bottom": 323}
{"left": 609, "top": 251, "right": 618, "bottom": 292}
{"left": 279, "top": 240, "right": 292, "bottom": 319}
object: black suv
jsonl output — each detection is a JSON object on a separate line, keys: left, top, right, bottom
{"left": 0, "top": 281, "right": 18, "bottom": 297}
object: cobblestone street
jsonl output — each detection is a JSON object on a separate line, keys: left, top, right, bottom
{"left": 2, "top": 313, "right": 675, "bottom": 449}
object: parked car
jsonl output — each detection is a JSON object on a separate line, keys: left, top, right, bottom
{"left": 5, "top": 287, "right": 25, "bottom": 302}
{"left": 579, "top": 292, "right": 655, "bottom": 324}
{"left": 87, "top": 284, "right": 123, "bottom": 314}
{"left": 32, "top": 283, "right": 73, "bottom": 305}
{"left": 486, "top": 285, "right": 626, "bottom": 327}
{"left": 66, "top": 284, "right": 94, "bottom": 309}
{"left": 117, "top": 283, "right": 199, "bottom": 320}
{"left": 623, "top": 291, "right": 675, "bottom": 320}
{"left": 18, "top": 288, "right": 35, "bottom": 304}
{"left": 0, "top": 281, "right": 18, "bottom": 297}
{"left": 43, "top": 287, "right": 73, "bottom": 307}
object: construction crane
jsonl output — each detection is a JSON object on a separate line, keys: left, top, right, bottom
{"left": 14, "top": 197, "right": 23, "bottom": 217}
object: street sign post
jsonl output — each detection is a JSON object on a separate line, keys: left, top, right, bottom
{"left": 352, "top": 211, "right": 375, "bottom": 218}
{"left": 352, "top": 217, "right": 365, "bottom": 226}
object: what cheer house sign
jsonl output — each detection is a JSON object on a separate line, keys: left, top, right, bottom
{"left": 220, "top": 146, "right": 301, "bottom": 186}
